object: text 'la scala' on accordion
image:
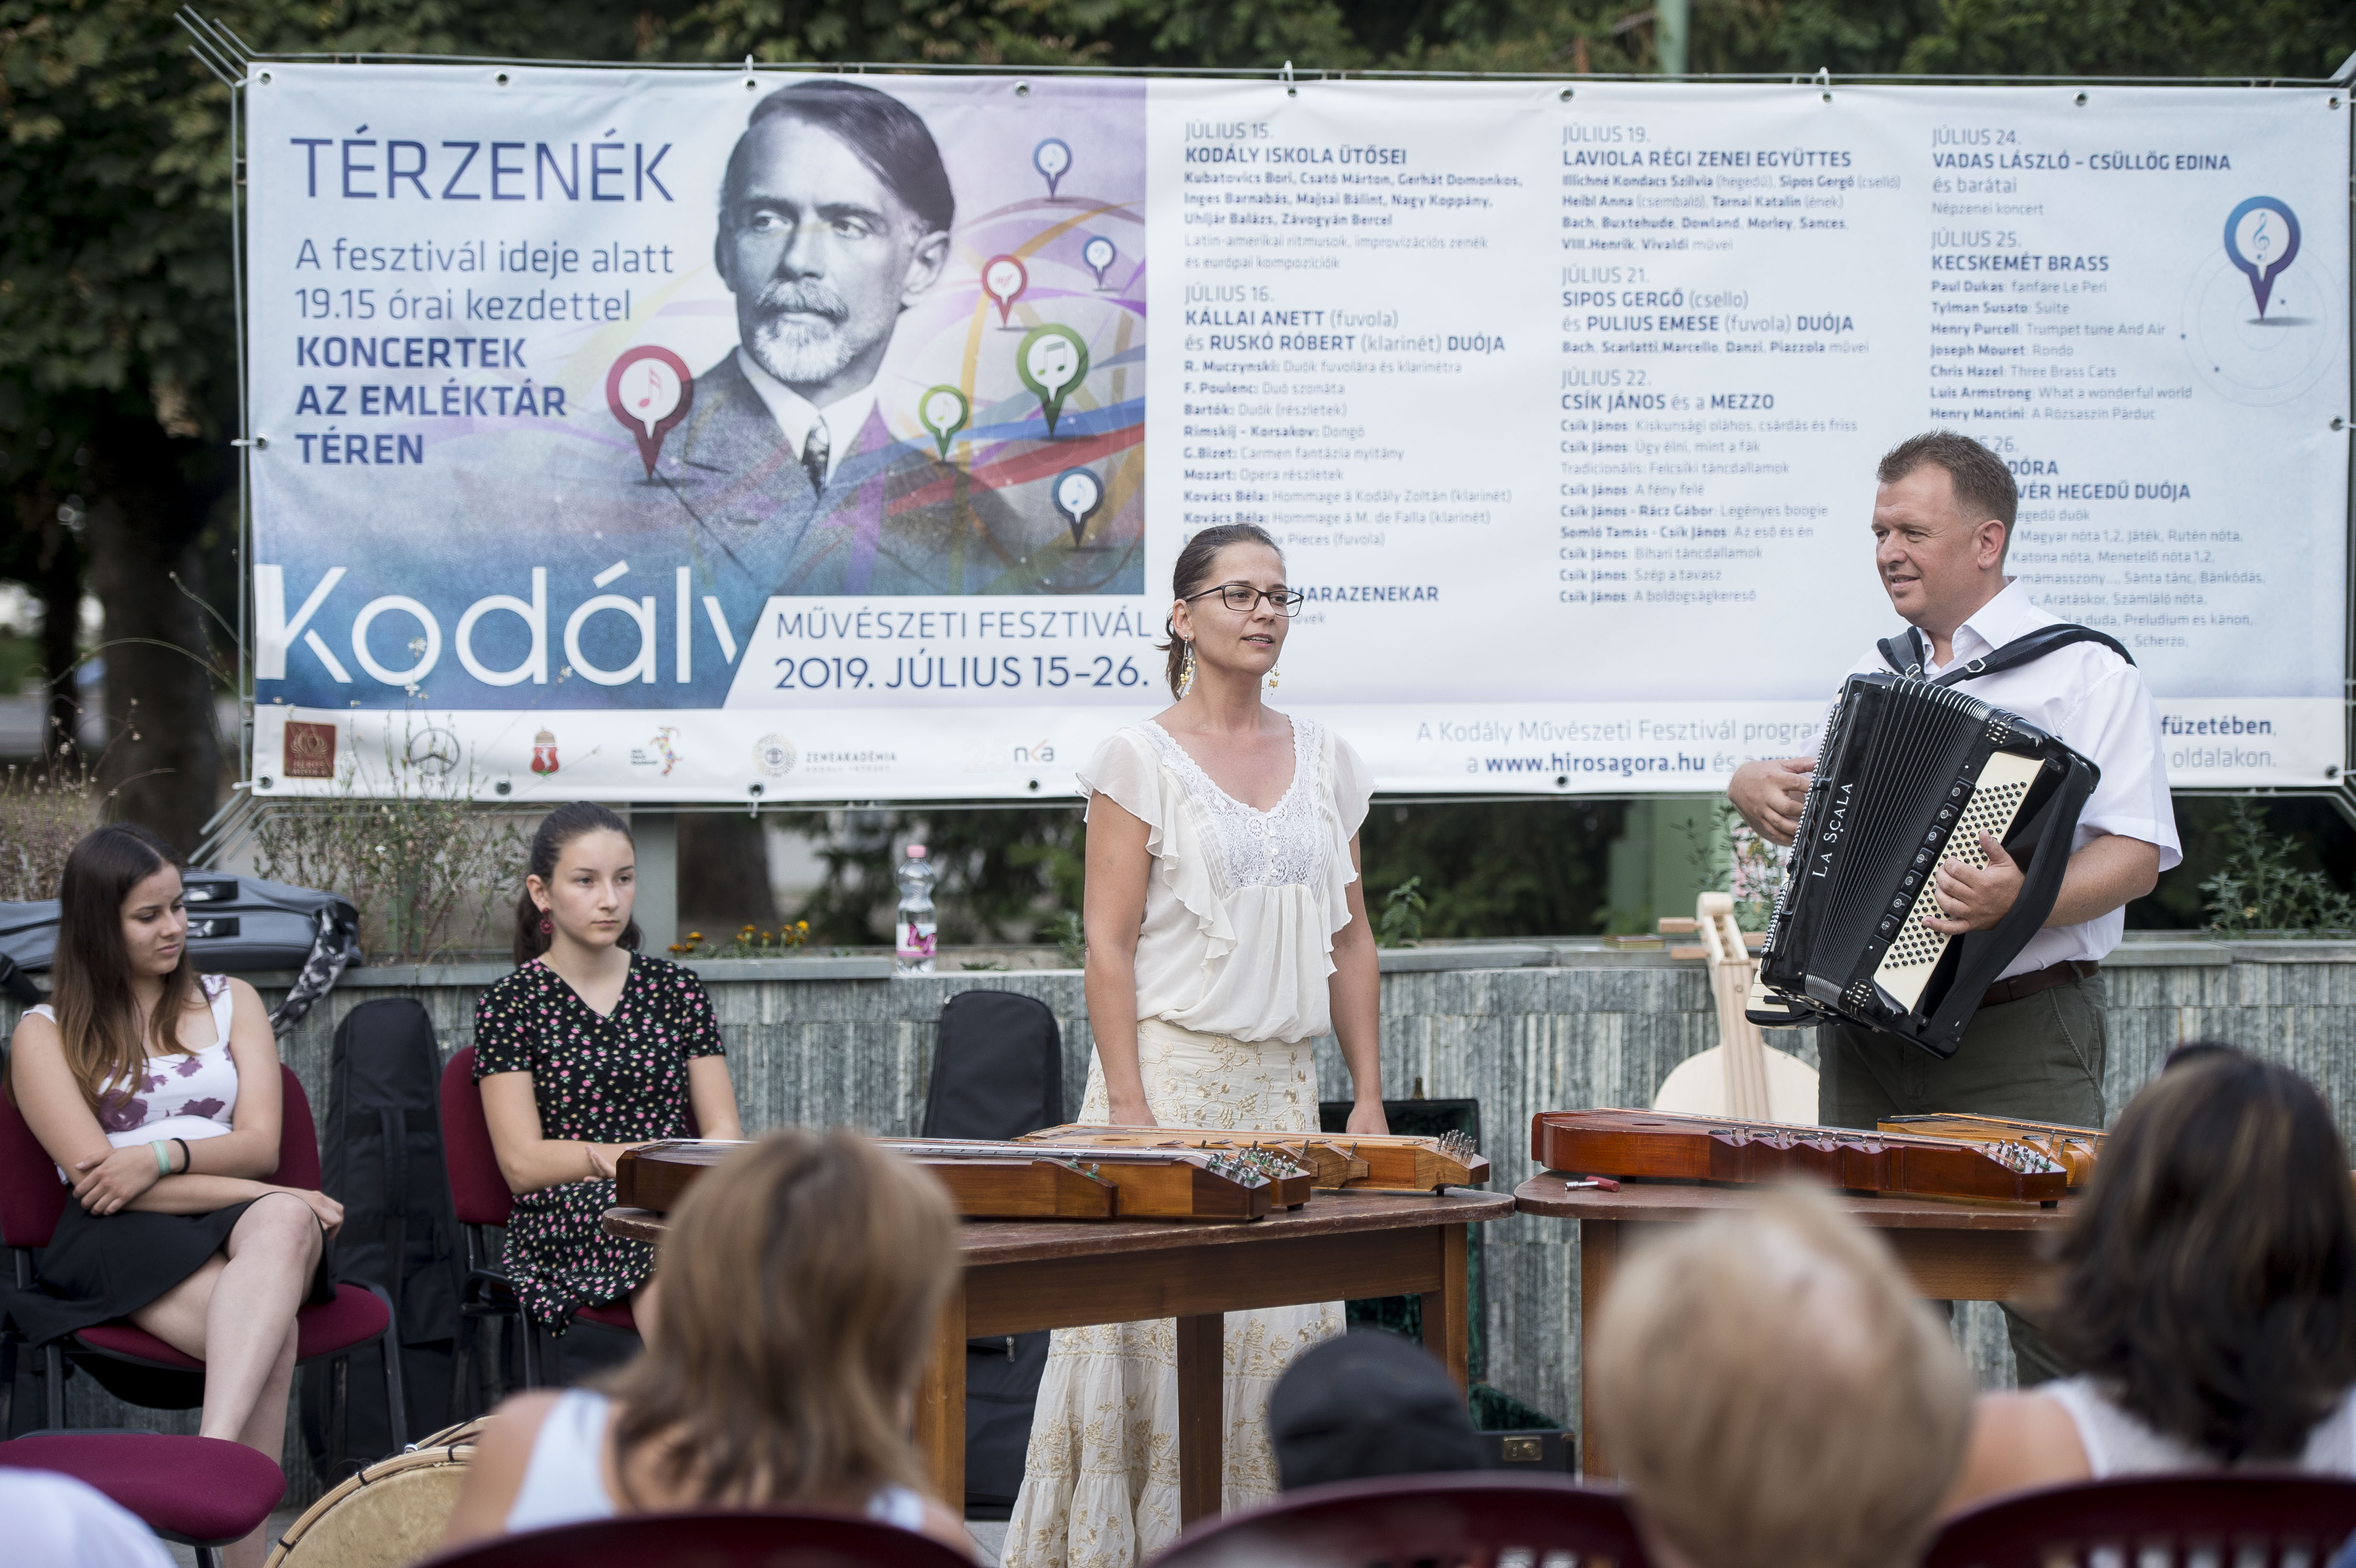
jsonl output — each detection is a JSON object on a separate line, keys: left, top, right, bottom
{"left": 1746, "top": 671, "right": 2097, "bottom": 1058}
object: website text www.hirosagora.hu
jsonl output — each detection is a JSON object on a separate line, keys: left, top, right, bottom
{"left": 1481, "top": 752, "right": 1712, "bottom": 777}
{"left": 1454, "top": 715, "right": 1824, "bottom": 779}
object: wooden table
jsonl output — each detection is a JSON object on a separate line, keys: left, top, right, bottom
{"left": 1512, "top": 1174, "right": 2073, "bottom": 1479}
{"left": 609, "top": 1187, "right": 1513, "bottom": 1522}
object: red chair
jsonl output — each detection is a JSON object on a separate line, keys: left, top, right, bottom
{"left": 1148, "top": 1473, "right": 1653, "bottom": 1568}
{"left": 1925, "top": 1474, "right": 2356, "bottom": 1567}
{"left": 440, "top": 1046, "right": 636, "bottom": 1411}
{"left": 0, "top": 1429, "right": 284, "bottom": 1568}
{"left": 0, "top": 1066, "right": 405, "bottom": 1471}
{"left": 416, "top": 1511, "right": 974, "bottom": 1568}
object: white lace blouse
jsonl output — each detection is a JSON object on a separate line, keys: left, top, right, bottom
{"left": 1077, "top": 715, "right": 1373, "bottom": 1044}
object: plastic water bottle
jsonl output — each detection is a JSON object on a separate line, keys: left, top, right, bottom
{"left": 895, "top": 844, "right": 937, "bottom": 974}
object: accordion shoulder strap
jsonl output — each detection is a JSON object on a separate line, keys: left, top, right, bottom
{"left": 1877, "top": 622, "right": 2135, "bottom": 686}
{"left": 1877, "top": 627, "right": 1931, "bottom": 677}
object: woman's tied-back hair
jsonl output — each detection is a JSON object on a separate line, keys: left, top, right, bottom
{"left": 2046, "top": 1045, "right": 2356, "bottom": 1460}
{"left": 512, "top": 802, "right": 642, "bottom": 967}
{"left": 1158, "top": 523, "right": 1283, "bottom": 696}
{"left": 603, "top": 1130, "right": 959, "bottom": 1511}
{"left": 46, "top": 824, "right": 203, "bottom": 1116}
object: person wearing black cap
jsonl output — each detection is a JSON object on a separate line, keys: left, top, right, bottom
{"left": 1267, "top": 1330, "right": 1485, "bottom": 1491}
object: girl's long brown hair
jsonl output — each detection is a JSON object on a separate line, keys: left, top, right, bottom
{"left": 47, "top": 824, "right": 203, "bottom": 1114}
{"left": 604, "top": 1130, "right": 958, "bottom": 1510}
{"left": 2045, "top": 1046, "right": 2356, "bottom": 1459}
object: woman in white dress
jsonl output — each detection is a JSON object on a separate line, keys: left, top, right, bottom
{"left": 1945, "top": 1045, "right": 2356, "bottom": 1510}
{"left": 1004, "top": 523, "right": 1387, "bottom": 1568}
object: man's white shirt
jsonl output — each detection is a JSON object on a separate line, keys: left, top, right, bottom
{"left": 1838, "top": 578, "right": 2181, "bottom": 980}
{"left": 735, "top": 346, "right": 874, "bottom": 487}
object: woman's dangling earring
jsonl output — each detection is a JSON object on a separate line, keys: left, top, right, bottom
{"left": 1178, "top": 641, "right": 1197, "bottom": 697}
{"left": 1264, "top": 664, "right": 1280, "bottom": 691}
{"left": 539, "top": 915, "right": 554, "bottom": 936}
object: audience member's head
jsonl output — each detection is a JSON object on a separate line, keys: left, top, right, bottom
{"left": 1268, "top": 1330, "right": 1484, "bottom": 1489}
{"left": 603, "top": 1128, "right": 959, "bottom": 1509}
{"left": 1591, "top": 1186, "right": 1973, "bottom": 1568}
{"left": 2046, "top": 1044, "right": 2356, "bottom": 1461}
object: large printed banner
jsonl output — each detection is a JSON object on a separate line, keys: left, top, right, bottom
{"left": 246, "top": 70, "right": 2349, "bottom": 800}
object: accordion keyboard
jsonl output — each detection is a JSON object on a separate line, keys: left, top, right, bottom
{"left": 1871, "top": 750, "right": 2043, "bottom": 1008}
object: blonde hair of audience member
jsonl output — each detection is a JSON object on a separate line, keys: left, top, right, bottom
{"left": 444, "top": 1130, "right": 967, "bottom": 1552}
{"left": 1947, "top": 1047, "right": 2356, "bottom": 1508}
{"left": 1591, "top": 1187, "right": 1974, "bottom": 1568}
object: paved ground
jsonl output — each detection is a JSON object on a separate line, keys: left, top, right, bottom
{"left": 0, "top": 694, "right": 241, "bottom": 761}
{"left": 0, "top": 693, "right": 104, "bottom": 758}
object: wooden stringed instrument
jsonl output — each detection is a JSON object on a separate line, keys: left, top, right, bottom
{"left": 1652, "top": 893, "right": 1819, "bottom": 1122}
{"left": 1022, "top": 1124, "right": 1490, "bottom": 1193}
{"left": 1877, "top": 1114, "right": 2104, "bottom": 1187}
{"left": 1531, "top": 1108, "right": 2071, "bottom": 1205}
{"left": 614, "top": 1136, "right": 1313, "bottom": 1224}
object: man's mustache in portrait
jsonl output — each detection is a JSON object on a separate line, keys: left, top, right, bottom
{"left": 745, "top": 279, "right": 857, "bottom": 382}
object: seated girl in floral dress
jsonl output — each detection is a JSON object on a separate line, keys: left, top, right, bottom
{"left": 473, "top": 802, "right": 742, "bottom": 1338}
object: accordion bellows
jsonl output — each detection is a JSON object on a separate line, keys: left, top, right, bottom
{"left": 1749, "top": 672, "right": 2098, "bottom": 1058}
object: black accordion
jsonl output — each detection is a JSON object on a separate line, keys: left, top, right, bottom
{"left": 1748, "top": 672, "right": 2098, "bottom": 1057}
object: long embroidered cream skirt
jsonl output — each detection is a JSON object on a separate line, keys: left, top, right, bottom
{"left": 1001, "top": 1018, "right": 1343, "bottom": 1568}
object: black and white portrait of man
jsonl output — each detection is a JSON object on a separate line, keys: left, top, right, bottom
{"left": 638, "top": 79, "right": 1035, "bottom": 604}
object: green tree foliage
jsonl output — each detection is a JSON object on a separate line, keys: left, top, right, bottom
{"left": 783, "top": 806, "right": 1089, "bottom": 947}
{"left": 1900, "top": 0, "right": 2352, "bottom": 78}
{"left": 1, "top": 4, "right": 237, "bottom": 841}
{"left": 1361, "top": 799, "right": 1628, "bottom": 940}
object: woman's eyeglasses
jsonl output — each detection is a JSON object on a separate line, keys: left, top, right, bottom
{"left": 1185, "top": 583, "right": 1307, "bottom": 617}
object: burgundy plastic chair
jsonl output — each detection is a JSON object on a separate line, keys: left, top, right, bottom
{"left": 417, "top": 1511, "right": 973, "bottom": 1568}
{"left": 1148, "top": 1473, "right": 1653, "bottom": 1568}
{"left": 440, "top": 1046, "right": 636, "bottom": 1411}
{"left": 0, "top": 1066, "right": 405, "bottom": 1469}
{"left": 0, "top": 1430, "right": 284, "bottom": 1568}
{"left": 1925, "top": 1474, "right": 2356, "bottom": 1568}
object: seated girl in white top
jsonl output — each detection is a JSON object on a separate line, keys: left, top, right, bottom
{"left": 4, "top": 825, "right": 344, "bottom": 1568}
{"left": 443, "top": 1128, "right": 971, "bottom": 1557}
{"left": 1948, "top": 1045, "right": 2356, "bottom": 1510}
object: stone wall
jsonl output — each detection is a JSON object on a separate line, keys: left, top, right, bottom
{"left": 9, "top": 933, "right": 2353, "bottom": 1502}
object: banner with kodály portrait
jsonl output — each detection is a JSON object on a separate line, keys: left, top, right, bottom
{"left": 244, "top": 71, "right": 2348, "bottom": 799}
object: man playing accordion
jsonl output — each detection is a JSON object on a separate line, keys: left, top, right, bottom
{"left": 1729, "top": 430, "right": 2180, "bottom": 1383}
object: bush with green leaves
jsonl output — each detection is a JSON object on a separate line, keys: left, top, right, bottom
{"left": 250, "top": 732, "right": 526, "bottom": 963}
{"left": 0, "top": 751, "right": 104, "bottom": 902}
{"left": 2201, "top": 799, "right": 2356, "bottom": 935}
{"left": 1048, "top": 910, "right": 1087, "bottom": 968}
{"left": 1375, "top": 877, "right": 1427, "bottom": 947}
